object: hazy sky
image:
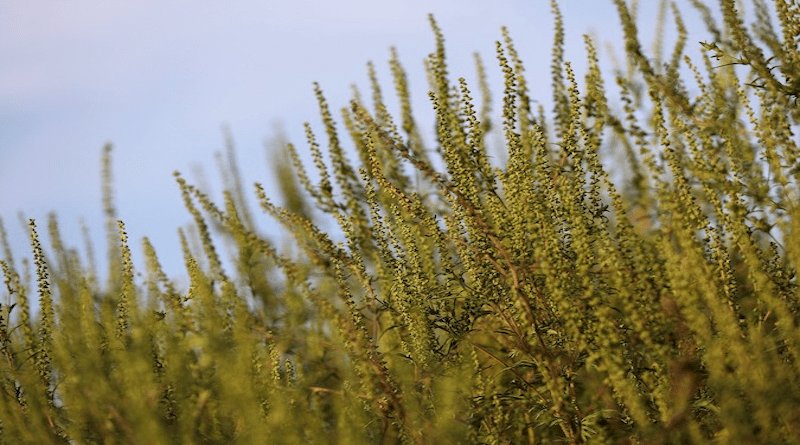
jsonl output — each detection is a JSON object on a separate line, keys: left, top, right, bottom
{"left": 1, "top": 1, "right": 700, "bottom": 283}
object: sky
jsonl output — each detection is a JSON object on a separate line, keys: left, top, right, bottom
{"left": 1, "top": 1, "right": 705, "bottom": 286}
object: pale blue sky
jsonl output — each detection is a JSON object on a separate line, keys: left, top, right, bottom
{"left": 1, "top": 1, "right": 703, "bottom": 283}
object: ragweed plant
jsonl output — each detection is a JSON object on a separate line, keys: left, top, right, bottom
{"left": 1, "top": 1, "right": 800, "bottom": 444}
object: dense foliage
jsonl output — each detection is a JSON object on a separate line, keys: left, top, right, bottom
{"left": 2, "top": 1, "right": 800, "bottom": 443}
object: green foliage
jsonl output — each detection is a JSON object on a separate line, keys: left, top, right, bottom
{"left": 2, "top": 1, "right": 800, "bottom": 443}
